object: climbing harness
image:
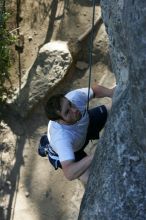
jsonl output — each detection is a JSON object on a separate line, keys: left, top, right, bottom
{"left": 87, "top": 0, "right": 96, "bottom": 110}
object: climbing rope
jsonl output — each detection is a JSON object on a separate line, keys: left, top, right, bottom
{"left": 87, "top": 0, "right": 96, "bottom": 111}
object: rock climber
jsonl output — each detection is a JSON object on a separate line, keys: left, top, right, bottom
{"left": 44, "top": 84, "right": 114, "bottom": 184}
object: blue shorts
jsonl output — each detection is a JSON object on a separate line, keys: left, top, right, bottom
{"left": 49, "top": 105, "right": 107, "bottom": 169}
{"left": 86, "top": 105, "right": 107, "bottom": 141}
{"left": 75, "top": 105, "right": 107, "bottom": 158}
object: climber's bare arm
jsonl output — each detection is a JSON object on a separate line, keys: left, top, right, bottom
{"left": 61, "top": 155, "right": 93, "bottom": 181}
{"left": 92, "top": 85, "right": 115, "bottom": 98}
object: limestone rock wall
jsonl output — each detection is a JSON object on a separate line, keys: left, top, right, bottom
{"left": 79, "top": 1, "right": 146, "bottom": 219}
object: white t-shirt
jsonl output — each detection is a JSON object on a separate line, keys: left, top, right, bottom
{"left": 47, "top": 88, "right": 94, "bottom": 162}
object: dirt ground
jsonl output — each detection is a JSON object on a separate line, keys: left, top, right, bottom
{"left": 0, "top": 0, "right": 115, "bottom": 219}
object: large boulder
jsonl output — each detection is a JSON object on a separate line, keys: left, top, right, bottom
{"left": 79, "top": 0, "right": 146, "bottom": 219}
{"left": 10, "top": 41, "right": 72, "bottom": 117}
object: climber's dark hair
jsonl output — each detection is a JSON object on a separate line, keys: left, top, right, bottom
{"left": 45, "top": 94, "right": 65, "bottom": 120}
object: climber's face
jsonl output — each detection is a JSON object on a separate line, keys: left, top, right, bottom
{"left": 57, "top": 97, "right": 82, "bottom": 125}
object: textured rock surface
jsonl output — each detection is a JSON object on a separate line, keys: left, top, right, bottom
{"left": 79, "top": 0, "right": 146, "bottom": 219}
{"left": 10, "top": 41, "right": 72, "bottom": 117}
